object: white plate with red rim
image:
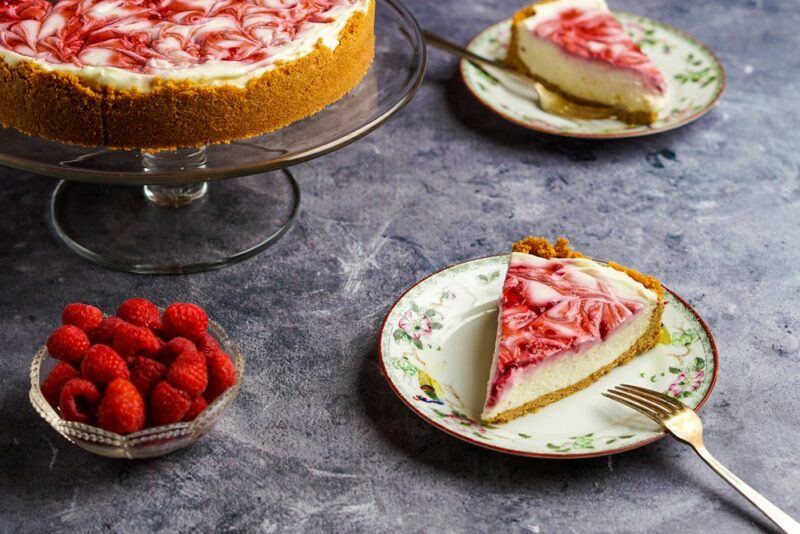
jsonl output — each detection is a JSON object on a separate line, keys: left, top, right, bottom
{"left": 459, "top": 13, "right": 725, "bottom": 139}
{"left": 378, "top": 254, "right": 718, "bottom": 458}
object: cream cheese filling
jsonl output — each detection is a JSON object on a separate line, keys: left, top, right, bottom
{"left": 482, "top": 302, "right": 656, "bottom": 420}
{"left": 515, "top": 30, "right": 666, "bottom": 114}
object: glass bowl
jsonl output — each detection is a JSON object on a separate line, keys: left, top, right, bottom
{"left": 29, "top": 319, "right": 245, "bottom": 459}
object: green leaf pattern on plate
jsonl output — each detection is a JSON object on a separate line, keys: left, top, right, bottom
{"left": 546, "top": 432, "right": 639, "bottom": 453}
{"left": 478, "top": 270, "right": 500, "bottom": 284}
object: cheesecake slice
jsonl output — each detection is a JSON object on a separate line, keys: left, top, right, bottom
{"left": 506, "top": 0, "right": 668, "bottom": 124}
{"left": 482, "top": 237, "right": 664, "bottom": 424}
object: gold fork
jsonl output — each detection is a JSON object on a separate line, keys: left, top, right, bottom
{"left": 604, "top": 384, "right": 800, "bottom": 534}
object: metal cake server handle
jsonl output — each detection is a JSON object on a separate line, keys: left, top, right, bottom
{"left": 423, "top": 30, "right": 616, "bottom": 121}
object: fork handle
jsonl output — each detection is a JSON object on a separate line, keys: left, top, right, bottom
{"left": 693, "top": 445, "right": 800, "bottom": 533}
{"left": 422, "top": 30, "right": 515, "bottom": 73}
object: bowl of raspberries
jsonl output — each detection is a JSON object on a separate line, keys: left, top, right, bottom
{"left": 29, "top": 299, "right": 244, "bottom": 459}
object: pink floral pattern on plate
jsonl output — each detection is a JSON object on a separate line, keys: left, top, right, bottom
{"left": 668, "top": 370, "right": 705, "bottom": 398}
{"left": 398, "top": 309, "right": 432, "bottom": 340}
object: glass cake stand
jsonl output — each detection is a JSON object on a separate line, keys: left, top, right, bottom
{"left": 0, "top": 0, "right": 426, "bottom": 274}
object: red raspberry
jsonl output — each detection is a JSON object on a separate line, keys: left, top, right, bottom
{"left": 156, "top": 337, "right": 196, "bottom": 366}
{"left": 113, "top": 323, "right": 160, "bottom": 362}
{"left": 206, "top": 350, "right": 237, "bottom": 402}
{"left": 153, "top": 336, "right": 166, "bottom": 357}
{"left": 150, "top": 381, "right": 191, "bottom": 425}
{"left": 47, "top": 325, "right": 90, "bottom": 363}
{"left": 116, "top": 298, "right": 162, "bottom": 331}
{"left": 61, "top": 303, "right": 103, "bottom": 333}
{"left": 81, "top": 344, "right": 130, "bottom": 386}
{"left": 130, "top": 357, "right": 166, "bottom": 398}
{"left": 163, "top": 302, "right": 208, "bottom": 341}
{"left": 59, "top": 378, "right": 101, "bottom": 424}
{"left": 41, "top": 362, "right": 79, "bottom": 407}
{"left": 88, "top": 317, "right": 127, "bottom": 345}
{"left": 167, "top": 350, "right": 208, "bottom": 398}
{"left": 97, "top": 378, "right": 145, "bottom": 434}
{"left": 197, "top": 333, "right": 220, "bottom": 359}
{"left": 183, "top": 396, "right": 208, "bottom": 422}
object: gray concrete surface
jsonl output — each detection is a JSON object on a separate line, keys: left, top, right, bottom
{"left": 1, "top": 0, "right": 799, "bottom": 531}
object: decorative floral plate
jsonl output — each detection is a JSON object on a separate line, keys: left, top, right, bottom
{"left": 379, "top": 255, "right": 718, "bottom": 458}
{"left": 460, "top": 14, "right": 725, "bottom": 138}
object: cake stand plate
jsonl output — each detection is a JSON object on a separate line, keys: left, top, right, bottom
{"left": 0, "top": 0, "right": 426, "bottom": 274}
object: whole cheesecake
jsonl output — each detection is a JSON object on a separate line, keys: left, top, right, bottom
{"left": 0, "top": 0, "right": 375, "bottom": 149}
{"left": 507, "top": 0, "right": 667, "bottom": 124}
{"left": 482, "top": 237, "right": 664, "bottom": 424}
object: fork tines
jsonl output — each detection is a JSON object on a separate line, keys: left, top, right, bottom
{"left": 602, "top": 384, "right": 686, "bottom": 424}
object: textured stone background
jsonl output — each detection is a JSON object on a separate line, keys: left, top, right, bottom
{"left": 1, "top": 0, "right": 799, "bottom": 532}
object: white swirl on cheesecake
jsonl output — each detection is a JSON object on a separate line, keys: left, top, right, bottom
{"left": 0, "top": 0, "right": 369, "bottom": 91}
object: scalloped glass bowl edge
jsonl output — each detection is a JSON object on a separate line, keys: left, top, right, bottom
{"left": 29, "top": 319, "right": 245, "bottom": 459}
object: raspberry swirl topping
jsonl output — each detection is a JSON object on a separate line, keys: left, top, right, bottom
{"left": 532, "top": 7, "right": 666, "bottom": 93}
{"left": 0, "top": 0, "right": 364, "bottom": 86}
{"left": 486, "top": 254, "right": 651, "bottom": 408}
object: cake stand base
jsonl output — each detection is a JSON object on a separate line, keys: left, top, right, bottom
{"left": 50, "top": 169, "right": 300, "bottom": 274}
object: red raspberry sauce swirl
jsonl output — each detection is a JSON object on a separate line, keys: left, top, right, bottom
{"left": 532, "top": 7, "right": 666, "bottom": 93}
{"left": 0, "top": 0, "right": 357, "bottom": 74}
{"left": 485, "top": 257, "right": 645, "bottom": 408}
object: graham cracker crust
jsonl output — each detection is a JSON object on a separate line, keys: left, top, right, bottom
{"left": 0, "top": 1, "right": 374, "bottom": 150}
{"left": 482, "top": 236, "right": 665, "bottom": 424}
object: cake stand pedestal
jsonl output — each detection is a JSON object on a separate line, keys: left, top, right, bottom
{"left": 51, "top": 153, "right": 300, "bottom": 273}
{"left": 0, "top": 0, "right": 425, "bottom": 274}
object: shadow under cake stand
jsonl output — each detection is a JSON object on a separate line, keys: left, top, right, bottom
{"left": 0, "top": 0, "right": 425, "bottom": 274}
